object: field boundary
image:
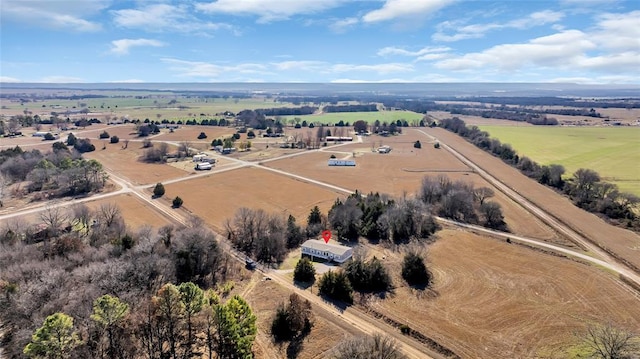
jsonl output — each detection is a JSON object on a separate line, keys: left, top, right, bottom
{"left": 360, "top": 305, "right": 460, "bottom": 359}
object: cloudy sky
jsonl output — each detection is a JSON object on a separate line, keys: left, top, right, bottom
{"left": 1, "top": 0, "right": 638, "bottom": 83}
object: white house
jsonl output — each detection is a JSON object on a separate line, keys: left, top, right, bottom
{"left": 301, "top": 240, "right": 353, "bottom": 263}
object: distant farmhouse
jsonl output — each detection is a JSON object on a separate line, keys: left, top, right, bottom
{"left": 301, "top": 239, "right": 353, "bottom": 263}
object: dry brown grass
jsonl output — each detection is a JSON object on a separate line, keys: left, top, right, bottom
{"left": 163, "top": 167, "right": 345, "bottom": 232}
{"left": 370, "top": 229, "right": 640, "bottom": 359}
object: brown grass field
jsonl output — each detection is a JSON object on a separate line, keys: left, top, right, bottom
{"left": 83, "top": 141, "right": 189, "bottom": 185}
{"left": 163, "top": 167, "right": 346, "bottom": 232}
{"left": 242, "top": 274, "right": 362, "bottom": 359}
{"left": 369, "top": 229, "right": 640, "bottom": 359}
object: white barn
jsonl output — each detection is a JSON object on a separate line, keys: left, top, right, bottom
{"left": 301, "top": 240, "right": 353, "bottom": 263}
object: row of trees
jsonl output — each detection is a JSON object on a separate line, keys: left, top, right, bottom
{"left": 439, "top": 117, "right": 639, "bottom": 229}
{"left": 315, "top": 251, "right": 430, "bottom": 304}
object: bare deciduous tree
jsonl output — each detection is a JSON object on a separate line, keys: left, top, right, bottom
{"left": 40, "top": 203, "right": 68, "bottom": 237}
{"left": 582, "top": 323, "right": 638, "bottom": 359}
{"left": 70, "top": 203, "right": 93, "bottom": 236}
{"left": 330, "top": 333, "right": 407, "bottom": 359}
{"left": 98, "top": 202, "right": 121, "bottom": 229}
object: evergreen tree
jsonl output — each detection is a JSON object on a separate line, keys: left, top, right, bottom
{"left": 24, "top": 313, "right": 82, "bottom": 359}
{"left": 293, "top": 257, "right": 316, "bottom": 283}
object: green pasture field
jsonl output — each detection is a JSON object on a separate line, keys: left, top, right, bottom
{"left": 479, "top": 125, "right": 640, "bottom": 195}
{"left": 281, "top": 110, "right": 424, "bottom": 125}
{"left": 2, "top": 97, "right": 300, "bottom": 120}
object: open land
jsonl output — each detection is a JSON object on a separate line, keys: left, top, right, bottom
{"left": 163, "top": 167, "right": 346, "bottom": 233}
{"left": 370, "top": 229, "right": 640, "bottom": 359}
{"left": 477, "top": 126, "right": 640, "bottom": 195}
{"left": 2, "top": 89, "right": 640, "bottom": 358}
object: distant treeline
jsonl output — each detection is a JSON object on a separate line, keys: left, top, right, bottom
{"left": 255, "top": 106, "right": 317, "bottom": 116}
{"left": 323, "top": 104, "right": 378, "bottom": 113}
{"left": 439, "top": 117, "right": 639, "bottom": 229}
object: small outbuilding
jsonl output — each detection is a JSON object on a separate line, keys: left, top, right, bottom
{"left": 301, "top": 239, "right": 353, "bottom": 263}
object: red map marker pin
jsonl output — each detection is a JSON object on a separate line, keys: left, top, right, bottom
{"left": 321, "top": 230, "right": 332, "bottom": 243}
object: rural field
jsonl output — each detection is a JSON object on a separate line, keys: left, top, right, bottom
{"left": 2, "top": 88, "right": 640, "bottom": 359}
{"left": 428, "top": 127, "right": 640, "bottom": 271}
{"left": 162, "top": 167, "right": 346, "bottom": 233}
{"left": 369, "top": 229, "right": 640, "bottom": 359}
{"left": 478, "top": 125, "right": 640, "bottom": 195}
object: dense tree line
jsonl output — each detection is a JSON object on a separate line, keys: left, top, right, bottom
{"left": 323, "top": 104, "right": 378, "bottom": 113}
{"left": 419, "top": 174, "right": 507, "bottom": 230}
{"left": 439, "top": 117, "right": 639, "bottom": 229}
{"left": 0, "top": 144, "right": 106, "bottom": 199}
{"left": 327, "top": 191, "right": 439, "bottom": 243}
{"left": 255, "top": 106, "right": 317, "bottom": 116}
{"left": 448, "top": 107, "right": 559, "bottom": 125}
{"left": 0, "top": 207, "right": 245, "bottom": 358}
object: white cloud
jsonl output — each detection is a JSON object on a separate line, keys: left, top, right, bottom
{"left": 271, "top": 61, "right": 327, "bottom": 72}
{"left": 0, "top": 76, "right": 21, "bottom": 83}
{"left": 110, "top": 39, "right": 165, "bottom": 55}
{"left": 112, "top": 4, "right": 235, "bottom": 33}
{"left": 377, "top": 46, "right": 451, "bottom": 57}
{"left": 1, "top": 0, "right": 105, "bottom": 31}
{"left": 362, "top": 0, "right": 455, "bottom": 23}
{"left": 330, "top": 17, "right": 359, "bottom": 33}
{"left": 39, "top": 76, "right": 85, "bottom": 83}
{"left": 162, "top": 58, "right": 270, "bottom": 78}
{"left": 329, "top": 63, "right": 414, "bottom": 74}
{"left": 196, "top": 0, "right": 344, "bottom": 23}
{"left": 434, "top": 10, "right": 565, "bottom": 42}
{"left": 590, "top": 11, "right": 640, "bottom": 51}
{"left": 107, "top": 79, "right": 146, "bottom": 83}
{"left": 436, "top": 30, "right": 596, "bottom": 71}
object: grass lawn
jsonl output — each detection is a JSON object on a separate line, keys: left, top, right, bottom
{"left": 282, "top": 110, "right": 424, "bottom": 125}
{"left": 479, "top": 125, "right": 640, "bottom": 195}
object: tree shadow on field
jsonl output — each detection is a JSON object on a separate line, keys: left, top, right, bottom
{"left": 293, "top": 280, "right": 314, "bottom": 290}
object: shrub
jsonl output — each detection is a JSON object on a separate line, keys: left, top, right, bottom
{"left": 172, "top": 196, "right": 183, "bottom": 208}
{"left": 99, "top": 131, "right": 110, "bottom": 139}
{"left": 330, "top": 154, "right": 336, "bottom": 159}
{"left": 293, "top": 257, "right": 316, "bottom": 283}
{"left": 345, "top": 257, "right": 392, "bottom": 293}
{"left": 110, "top": 135, "right": 119, "bottom": 144}
{"left": 153, "top": 183, "right": 165, "bottom": 198}
{"left": 401, "top": 252, "right": 430, "bottom": 287}
{"left": 413, "top": 140, "right": 421, "bottom": 149}
{"left": 434, "top": 142, "right": 440, "bottom": 149}
{"left": 66, "top": 133, "right": 77, "bottom": 146}
{"left": 318, "top": 270, "right": 353, "bottom": 304}
{"left": 142, "top": 138, "right": 152, "bottom": 148}
{"left": 197, "top": 132, "right": 207, "bottom": 139}
{"left": 74, "top": 138, "right": 95, "bottom": 153}
{"left": 43, "top": 133, "right": 55, "bottom": 141}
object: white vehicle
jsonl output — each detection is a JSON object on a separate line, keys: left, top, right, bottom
{"left": 195, "top": 162, "right": 212, "bottom": 170}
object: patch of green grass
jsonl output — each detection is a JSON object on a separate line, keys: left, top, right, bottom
{"left": 282, "top": 110, "right": 424, "bottom": 125}
{"left": 479, "top": 125, "right": 640, "bottom": 195}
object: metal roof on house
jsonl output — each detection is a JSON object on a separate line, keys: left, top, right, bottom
{"left": 301, "top": 239, "right": 352, "bottom": 256}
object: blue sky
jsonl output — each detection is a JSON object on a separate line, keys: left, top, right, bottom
{"left": 1, "top": 0, "right": 638, "bottom": 83}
